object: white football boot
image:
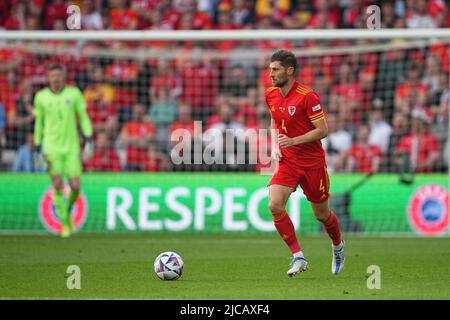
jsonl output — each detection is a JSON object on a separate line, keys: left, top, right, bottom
{"left": 332, "top": 240, "right": 345, "bottom": 275}
{"left": 287, "top": 256, "right": 309, "bottom": 277}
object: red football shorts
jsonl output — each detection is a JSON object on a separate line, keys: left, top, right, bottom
{"left": 268, "top": 161, "right": 331, "bottom": 203}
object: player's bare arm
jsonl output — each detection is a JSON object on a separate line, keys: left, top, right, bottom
{"left": 278, "top": 118, "right": 328, "bottom": 148}
{"left": 270, "top": 116, "right": 282, "bottom": 161}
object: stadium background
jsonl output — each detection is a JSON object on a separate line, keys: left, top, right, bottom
{"left": 0, "top": 0, "right": 448, "bottom": 237}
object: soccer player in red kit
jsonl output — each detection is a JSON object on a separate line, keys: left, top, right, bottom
{"left": 265, "top": 50, "right": 345, "bottom": 276}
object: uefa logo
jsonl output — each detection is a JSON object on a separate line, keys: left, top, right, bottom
{"left": 39, "top": 185, "right": 88, "bottom": 234}
{"left": 407, "top": 185, "right": 449, "bottom": 236}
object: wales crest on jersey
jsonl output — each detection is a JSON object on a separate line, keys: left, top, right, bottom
{"left": 288, "top": 105, "right": 296, "bottom": 116}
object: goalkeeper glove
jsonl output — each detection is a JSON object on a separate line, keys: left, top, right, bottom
{"left": 82, "top": 137, "right": 94, "bottom": 161}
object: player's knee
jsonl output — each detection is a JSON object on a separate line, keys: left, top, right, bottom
{"left": 268, "top": 200, "right": 284, "bottom": 215}
{"left": 314, "top": 208, "right": 330, "bottom": 222}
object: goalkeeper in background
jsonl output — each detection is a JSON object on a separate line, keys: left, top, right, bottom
{"left": 34, "top": 63, "right": 93, "bottom": 237}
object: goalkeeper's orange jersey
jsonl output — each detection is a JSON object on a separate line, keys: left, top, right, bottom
{"left": 265, "top": 81, "right": 326, "bottom": 169}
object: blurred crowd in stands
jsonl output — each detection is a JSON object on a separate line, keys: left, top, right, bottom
{"left": 1, "top": 0, "right": 449, "bottom": 31}
{"left": 0, "top": 0, "right": 448, "bottom": 174}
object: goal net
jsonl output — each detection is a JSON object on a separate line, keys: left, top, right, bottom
{"left": 0, "top": 30, "right": 449, "bottom": 236}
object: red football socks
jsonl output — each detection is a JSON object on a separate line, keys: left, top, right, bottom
{"left": 322, "top": 210, "right": 342, "bottom": 246}
{"left": 273, "top": 211, "right": 301, "bottom": 254}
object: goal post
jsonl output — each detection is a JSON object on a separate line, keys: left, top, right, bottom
{"left": 1, "top": 28, "right": 450, "bottom": 40}
{"left": 0, "top": 29, "right": 448, "bottom": 236}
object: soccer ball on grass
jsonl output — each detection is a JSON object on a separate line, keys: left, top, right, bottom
{"left": 154, "top": 251, "right": 184, "bottom": 280}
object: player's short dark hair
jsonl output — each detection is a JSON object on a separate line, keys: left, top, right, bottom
{"left": 47, "top": 63, "right": 65, "bottom": 73}
{"left": 271, "top": 50, "right": 297, "bottom": 73}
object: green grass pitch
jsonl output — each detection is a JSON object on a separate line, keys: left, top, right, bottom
{"left": 1, "top": 233, "right": 450, "bottom": 299}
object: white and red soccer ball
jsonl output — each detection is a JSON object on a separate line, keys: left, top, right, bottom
{"left": 154, "top": 252, "right": 184, "bottom": 280}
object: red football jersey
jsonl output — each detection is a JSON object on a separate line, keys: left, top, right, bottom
{"left": 265, "top": 81, "right": 326, "bottom": 169}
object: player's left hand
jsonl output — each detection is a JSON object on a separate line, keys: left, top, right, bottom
{"left": 82, "top": 137, "right": 94, "bottom": 161}
{"left": 278, "top": 134, "right": 295, "bottom": 147}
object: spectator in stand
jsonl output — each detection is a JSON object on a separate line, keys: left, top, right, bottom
{"left": 341, "top": 0, "right": 361, "bottom": 28}
{"left": 131, "top": 0, "right": 159, "bottom": 29}
{"left": 222, "top": 64, "right": 251, "bottom": 99}
{"left": 105, "top": 58, "right": 139, "bottom": 122}
{"left": 85, "top": 132, "right": 122, "bottom": 172}
{"left": 406, "top": 0, "right": 436, "bottom": 28}
{"left": 368, "top": 98, "right": 393, "bottom": 155}
{"left": 150, "top": 59, "right": 182, "bottom": 100}
{"left": 82, "top": 0, "right": 104, "bottom": 30}
{"left": 198, "top": 0, "right": 217, "bottom": 18}
{"left": 101, "top": 9, "right": 112, "bottom": 30}
{"left": 0, "top": 1, "right": 9, "bottom": 26}
{"left": 175, "top": 0, "right": 212, "bottom": 29}
{"left": 385, "top": 111, "right": 409, "bottom": 171}
{"left": 443, "top": 140, "right": 449, "bottom": 171}
{"left": 27, "top": 0, "right": 45, "bottom": 20}
{"left": 118, "top": 103, "right": 156, "bottom": 171}
{"left": 180, "top": 47, "right": 219, "bottom": 122}
{"left": 83, "top": 66, "right": 117, "bottom": 138}
{"left": 347, "top": 124, "right": 383, "bottom": 173}
{"left": 422, "top": 55, "right": 442, "bottom": 98}
{"left": 74, "top": 59, "right": 99, "bottom": 92}
{"left": 144, "top": 142, "right": 172, "bottom": 172}
{"left": 235, "top": 87, "right": 259, "bottom": 129}
{"left": 282, "top": 0, "right": 313, "bottom": 29}
{"left": 255, "top": 0, "right": 290, "bottom": 25}
{"left": 429, "top": 72, "right": 449, "bottom": 165}
{"left": 231, "top": 0, "right": 255, "bottom": 27}
{"left": 145, "top": 7, "right": 165, "bottom": 30}
{"left": 177, "top": 11, "right": 194, "bottom": 30}
{"left": 147, "top": 86, "right": 177, "bottom": 153}
{"left": 329, "top": 63, "right": 363, "bottom": 124}
{"left": 141, "top": 8, "right": 176, "bottom": 48}
{"left": 12, "top": 132, "right": 44, "bottom": 172}
{"left": 3, "top": 1, "right": 26, "bottom": 30}
{"left": 312, "top": 70, "right": 331, "bottom": 106}
{"left": 306, "top": 0, "right": 339, "bottom": 29}
{"left": 394, "top": 63, "right": 428, "bottom": 116}
{"left": 395, "top": 107, "right": 440, "bottom": 173}
{"left": 25, "top": 15, "right": 41, "bottom": 30}
{"left": 216, "top": 1, "right": 236, "bottom": 29}
{"left": 52, "top": 17, "right": 67, "bottom": 31}
{"left": 358, "top": 62, "right": 377, "bottom": 113}
{"left": 213, "top": 3, "right": 240, "bottom": 51}
{"left": 375, "top": 44, "right": 408, "bottom": 112}
{"left": 205, "top": 96, "right": 231, "bottom": 128}
{"left": 428, "top": 0, "right": 448, "bottom": 28}
{"left": 156, "top": 0, "right": 181, "bottom": 30}
{"left": 110, "top": 0, "right": 139, "bottom": 30}
{"left": 105, "top": 58, "right": 139, "bottom": 85}
{"left": 135, "top": 58, "right": 152, "bottom": 107}
{"left": 204, "top": 99, "right": 247, "bottom": 171}
{"left": 380, "top": 0, "right": 398, "bottom": 28}
{"left": 0, "top": 70, "right": 21, "bottom": 135}
{"left": 8, "top": 79, "right": 35, "bottom": 149}
{"left": 45, "top": 0, "right": 69, "bottom": 30}
{"left": 168, "top": 103, "right": 198, "bottom": 170}
{"left": 255, "top": 14, "right": 293, "bottom": 51}
{"left": 321, "top": 112, "right": 352, "bottom": 173}
{"left": 169, "top": 103, "right": 196, "bottom": 145}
